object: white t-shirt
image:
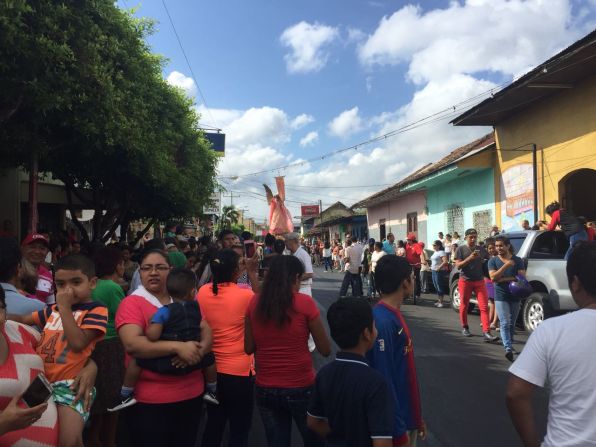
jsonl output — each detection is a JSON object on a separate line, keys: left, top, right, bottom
{"left": 322, "top": 248, "right": 331, "bottom": 257}
{"left": 293, "top": 246, "right": 313, "bottom": 289}
{"left": 430, "top": 250, "right": 447, "bottom": 271}
{"left": 345, "top": 244, "right": 363, "bottom": 274}
{"left": 370, "top": 250, "right": 386, "bottom": 272}
{"left": 509, "top": 309, "right": 596, "bottom": 447}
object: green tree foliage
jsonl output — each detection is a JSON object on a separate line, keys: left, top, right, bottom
{"left": 220, "top": 205, "right": 240, "bottom": 230}
{"left": 0, "top": 1, "right": 217, "bottom": 242}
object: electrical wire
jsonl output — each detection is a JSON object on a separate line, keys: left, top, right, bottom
{"left": 160, "top": 0, "right": 218, "bottom": 129}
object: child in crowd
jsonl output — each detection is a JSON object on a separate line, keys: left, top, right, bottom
{"left": 110, "top": 267, "right": 217, "bottom": 411}
{"left": 9, "top": 254, "right": 108, "bottom": 447}
{"left": 307, "top": 298, "right": 394, "bottom": 447}
{"left": 367, "top": 255, "right": 426, "bottom": 447}
{"left": 484, "top": 238, "right": 499, "bottom": 330}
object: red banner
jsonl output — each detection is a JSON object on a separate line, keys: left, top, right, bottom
{"left": 301, "top": 205, "right": 320, "bottom": 217}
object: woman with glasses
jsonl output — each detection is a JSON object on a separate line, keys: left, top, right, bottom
{"left": 115, "top": 249, "right": 207, "bottom": 447}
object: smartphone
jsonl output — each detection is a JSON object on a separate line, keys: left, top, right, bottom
{"left": 22, "top": 373, "right": 53, "bottom": 408}
{"left": 244, "top": 240, "right": 256, "bottom": 258}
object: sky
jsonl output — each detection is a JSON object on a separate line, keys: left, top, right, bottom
{"left": 119, "top": 0, "right": 596, "bottom": 224}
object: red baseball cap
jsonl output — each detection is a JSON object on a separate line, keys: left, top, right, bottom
{"left": 407, "top": 232, "right": 417, "bottom": 241}
{"left": 21, "top": 233, "right": 49, "bottom": 247}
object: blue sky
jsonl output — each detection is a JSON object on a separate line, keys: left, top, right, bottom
{"left": 120, "top": 0, "right": 596, "bottom": 222}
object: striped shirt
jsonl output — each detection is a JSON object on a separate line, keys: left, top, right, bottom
{"left": 31, "top": 302, "right": 107, "bottom": 382}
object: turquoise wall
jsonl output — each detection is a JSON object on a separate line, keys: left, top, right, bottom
{"left": 426, "top": 169, "right": 496, "bottom": 242}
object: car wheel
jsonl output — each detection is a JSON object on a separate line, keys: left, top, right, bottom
{"left": 523, "top": 292, "right": 551, "bottom": 333}
{"left": 450, "top": 281, "right": 476, "bottom": 313}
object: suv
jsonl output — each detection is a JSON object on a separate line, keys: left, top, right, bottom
{"left": 449, "top": 230, "right": 574, "bottom": 333}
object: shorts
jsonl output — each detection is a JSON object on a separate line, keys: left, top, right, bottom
{"left": 90, "top": 337, "right": 125, "bottom": 414}
{"left": 52, "top": 380, "right": 96, "bottom": 422}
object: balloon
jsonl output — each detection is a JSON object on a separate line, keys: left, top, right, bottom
{"left": 509, "top": 275, "right": 532, "bottom": 299}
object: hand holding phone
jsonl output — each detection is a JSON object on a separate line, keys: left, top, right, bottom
{"left": 22, "top": 373, "right": 53, "bottom": 408}
{"left": 0, "top": 395, "right": 47, "bottom": 434}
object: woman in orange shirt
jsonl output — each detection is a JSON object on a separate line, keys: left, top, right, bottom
{"left": 198, "top": 249, "right": 257, "bottom": 447}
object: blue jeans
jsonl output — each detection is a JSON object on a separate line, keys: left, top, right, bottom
{"left": 495, "top": 300, "right": 521, "bottom": 351}
{"left": 323, "top": 256, "right": 332, "bottom": 271}
{"left": 431, "top": 270, "right": 448, "bottom": 298}
{"left": 255, "top": 386, "right": 323, "bottom": 447}
{"left": 339, "top": 271, "right": 363, "bottom": 297}
{"left": 566, "top": 229, "right": 588, "bottom": 260}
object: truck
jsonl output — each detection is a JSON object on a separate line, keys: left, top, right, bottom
{"left": 449, "top": 230, "right": 575, "bottom": 333}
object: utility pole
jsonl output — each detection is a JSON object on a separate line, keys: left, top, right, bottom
{"left": 223, "top": 192, "right": 238, "bottom": 207}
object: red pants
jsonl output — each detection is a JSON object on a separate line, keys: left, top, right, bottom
{"left": 458, "top": 278, "right": 490, "bottom": 332}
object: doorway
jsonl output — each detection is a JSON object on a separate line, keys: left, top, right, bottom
{"left": 559, "top": 168, "right": 596, "bottom": 221}
{"left": 379, "top": 219, "right": 386, "bottom": 241}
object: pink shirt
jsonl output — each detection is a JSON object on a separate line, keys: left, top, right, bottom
{"left": 115, "top": 294, "right": 204, "bottom": 404}
{"left": 246, "top": 292, "right": 319, "bottom": 388}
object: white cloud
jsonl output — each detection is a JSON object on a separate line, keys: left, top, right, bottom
{"left": 358, "top": 1, "right": 581, "bottom": 84}
{"left": 346, "top": 27, "right": 366, "bottom": 44}
{"left": 328, "top": 107, "right": 363, "bottom": 138}
{"left": 280, "top": 21, "right": 339, "bottom": 74}
{"left": 300, "top": 131, "right": 319, "bottom": 147}
{"left": 166, "top": 71, "right": 197, "bottom": 97}
{"left": 291, "top": 113, "right": 315, "bottom": 129}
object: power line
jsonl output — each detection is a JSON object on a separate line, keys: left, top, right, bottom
{"left": 217, "top": 81, "right": 510, "bottom": 179}
{"left": 160, "top": 0, "right": 218, "bottom": 128}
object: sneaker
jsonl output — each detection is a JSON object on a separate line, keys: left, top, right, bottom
{"left": 108, "top": 395, "right": 137, "bottom": 412}
{"left": 483, "top": 332, "right": 499, "bottom": 343}
{"left": 203, "top": 391, "right": 220, "bottom": 405}
{"left": 436, "top": 302, "right": 444, "bottom": 308}
{"left": 462, "top": 328, "right": 472, "bottom": 337}
{"left": 505, "top": 350, "right": 514, "bottom": 362}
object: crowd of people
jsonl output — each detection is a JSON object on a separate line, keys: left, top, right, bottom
{"left": 0, "top": 200, "right": 594, "bottom": 447}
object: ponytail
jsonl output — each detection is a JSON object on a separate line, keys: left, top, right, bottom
{"left": 210, "top": 249, "right": 239, "bottom": 295}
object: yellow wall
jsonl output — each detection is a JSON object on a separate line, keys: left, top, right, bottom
{"left": 494, "top": 73, "right": 596, "bottom": 225}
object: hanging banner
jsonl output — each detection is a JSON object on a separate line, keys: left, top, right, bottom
{"left": 204, "top": 132, "right": 225, "bottom": 156}
{"left": 301, "top": 205, "right": 320, "bottom": 217}
{"left": 500, "top": 163, "right": 534, "bottom": 231}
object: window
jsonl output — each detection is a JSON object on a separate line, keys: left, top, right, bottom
{"left": 446, "top": 205, "right": 464, "bottom": 236}
{"left": 379, "top": 219, "right": 386, "bottom": 241}
{"left": 407, "top": 212, "right": 418, "bottom": 235}
{"left": 530, "top": 232, "right": 569, "bottom": 259}
{"left": 473, "top": 210, "right": 492, "bottom": 240}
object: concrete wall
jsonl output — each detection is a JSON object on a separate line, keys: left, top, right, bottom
{"left": 366, "top": 191, "right": 427, "bottom": 242}
{"left": 495, "top": 73, "right": 596, "bottom": 227}
{"left": 426, "top": 169, "right": 496, "bottom": 242}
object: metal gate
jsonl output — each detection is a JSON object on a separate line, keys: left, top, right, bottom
{"left": 446, "top": 204, "right": 464, "bottom": 236}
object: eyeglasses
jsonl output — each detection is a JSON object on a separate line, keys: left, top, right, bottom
{"left": 139, "top": 265, "right": 170, "bottom": 273}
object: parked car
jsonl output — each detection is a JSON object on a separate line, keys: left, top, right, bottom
{"left": 449, "top": 230, "right": 575, "bottom": 333}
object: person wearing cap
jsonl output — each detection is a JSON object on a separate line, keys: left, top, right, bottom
{"left": 285, "top": 233, "right": 314, "bottom": 297}
{"left": 21, "top": 233, "right": 54, "bottom": 304}
{"left": 405, "top": 233, "right": 423, "bottom": 300}
{"left": 454, "top": 229, "right": 498, "bottom": 342}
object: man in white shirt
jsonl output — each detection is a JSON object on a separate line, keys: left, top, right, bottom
{"left": 507, "top": 241, "right": 596, "bottom": 447}
{"left": 285, "top": 233, "right": 314, "bottom": 297}
{"left": 339, "top": 238, "right": 364, "bottom": 297}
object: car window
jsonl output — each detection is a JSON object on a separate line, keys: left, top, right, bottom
{"left": 509, "top": 236, "right": 527, "bottom": 255}
{"left": 530, "top": 232, "right": 569, "bottom": 259}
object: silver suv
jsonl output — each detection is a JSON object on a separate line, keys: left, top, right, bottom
{"left": 449, "top": 230, "right": 574, "bottom": 333}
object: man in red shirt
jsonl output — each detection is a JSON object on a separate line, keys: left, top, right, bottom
{"left": 21, "top": 233, "right": 55, "bottom": 304}
{"left": 539, "top": 201, "right": 588, "bottom": 260}
{"left": 405, "top": 232, "right": 423, "bottom": 300}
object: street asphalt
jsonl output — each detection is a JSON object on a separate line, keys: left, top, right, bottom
{"left": 116, "top": 265, "right": 549, "bottom": 446}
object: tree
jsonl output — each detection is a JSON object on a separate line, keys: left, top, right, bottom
{"left": 221, "top": 205, "right": 240, "bottom": 230}
{"left": 0, "top": 1, "right": 217, "bottom": 242}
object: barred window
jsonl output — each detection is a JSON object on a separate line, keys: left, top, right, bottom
{"left": 473, "top": 210, "right": 492, "bottom": 240}
{"left": 446, "top": 204, "right": 464, "bottom": 236}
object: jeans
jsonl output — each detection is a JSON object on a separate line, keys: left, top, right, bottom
{"left": 323, "top": 256, "right": 332, "bottom": 271}
{"left": 256, "top": 386, "right": 323, "bottom": 447}
{"left": 458, "top": 279, "right": 490, "bottom": 332}
{"left": 126, "top": 395, "right": 202, "bottom": 447}
{"left": 202, "top": 373, "right": 254, "bottom": 447}
{"left": 431, "top": 270, "right": 448, "bottom": 298}
{"left": 368, "top": 272, "right": 376, "bottom": 296}
{"left": 495, "top": 300, "right": 521, "bottom": 351}
{"left": 339, "top": 271, "right": 363, "bottom": 296}
{"left": 566, "top": 229, "right": 588, "bottom": 260}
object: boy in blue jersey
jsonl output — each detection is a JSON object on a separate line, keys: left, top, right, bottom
{"left": 367, "top": 255, "right": 426, "bottom": 447}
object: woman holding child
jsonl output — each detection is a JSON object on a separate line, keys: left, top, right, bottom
{"left": 116, "top": 249, "right": 208, "bottom": 446}
{"left": 245, "top": 255, "right": 331, "bottom": 447}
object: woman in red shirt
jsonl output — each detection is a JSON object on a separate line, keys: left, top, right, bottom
{"left": 245, "top": 255, "right": 331, "bottom": 447}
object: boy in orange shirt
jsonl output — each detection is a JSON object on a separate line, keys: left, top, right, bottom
{"left": 10, "top": 254, "right": 107, "bottom": 447}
